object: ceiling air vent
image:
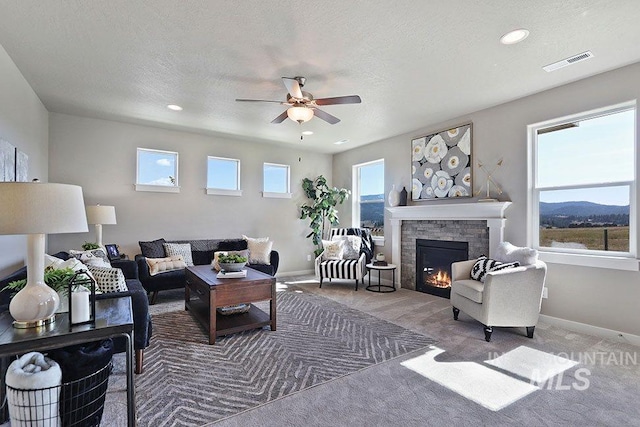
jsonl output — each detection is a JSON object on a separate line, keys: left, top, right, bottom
{"left": 543, "top": 51, "right": 594, "bottom": 72}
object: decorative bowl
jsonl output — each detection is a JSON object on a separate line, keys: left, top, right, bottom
{"left": 219, "top": 262, "right": 246, "bottom": 272}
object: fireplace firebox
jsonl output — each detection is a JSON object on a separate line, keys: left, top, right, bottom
{"left": 416, "top": 239, "right": 469, "bottom": 298}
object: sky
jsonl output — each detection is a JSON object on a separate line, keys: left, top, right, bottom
{"left": 359, "top": 161, "right": 384, "bottom": 196}
{"left": 537, "top": 108, "right": 635, "bottom": 206}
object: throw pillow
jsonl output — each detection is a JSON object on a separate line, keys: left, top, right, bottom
{"left": 218, "top": 240, "right": 248, "bottom": 251}
{"left": 331, "top": 235, "right": 362, "bottom": 260}
{"left": 146, "top": 256, "right": 187, "bottom": 276}
{"left": 211, "top": 250, "right": 250, "bottom": 271}
{"left": 322, "top": 239, "right": 344, "bottom": 261}
{"left": 471, "top": 255, "right": 520, "bottom": 283}
{"left": 163, "top": 243, "right": 194, "bottom": 266}
{"left": 139, "top": 238, "right": 166, "bottom": 258}
{"left": 494, "top": 241, "right": 539, "bottom": 265}
{"left": 69, "top": 249, "right": 111, "bottom": 268}
{"left": 86, "top": 266, "right": 128, "bottom": 293}
{"left": 45, "top": 254, "right": 97, "bottom": 284}
{"left": 243, "top": 235, "right": 272, "bottom": 265}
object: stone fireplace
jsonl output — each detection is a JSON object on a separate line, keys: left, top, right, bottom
{"left": 386, "top": 202, "right": 511, "bottom": 290}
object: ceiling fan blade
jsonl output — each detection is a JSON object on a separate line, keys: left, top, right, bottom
{"left": 315, "top": 95, "right": 362, "bottom": 106}
{"left": 282, "top": 77, "right": 303, "bottom": 99}
{"left": 236, "top": 98, "right": 288, "bottom": 104}
{"left": 313, "top": 108, "right": 340, "bottom": 124}
{"left": 271, "top": 110, "right": 289, "bottom": 124}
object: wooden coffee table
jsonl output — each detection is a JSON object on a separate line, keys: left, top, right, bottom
{"left": 185, "top": 266, "right": 276, "bottom": 344}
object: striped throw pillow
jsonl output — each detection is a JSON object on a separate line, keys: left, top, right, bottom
{"left": 471, "top": 256, "right": 520, "bottom": 283}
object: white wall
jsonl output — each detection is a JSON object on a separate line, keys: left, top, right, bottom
{"left": 47, "top": 113, "right": 332, "bottom": 274}
{"left": 0, "top": 44, "right": 49, "bottom": 277}
{"left": 334, "top": 61, "right": 640, "bottom": 336}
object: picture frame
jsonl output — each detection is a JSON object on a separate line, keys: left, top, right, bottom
{"left": 105, "top": 244, "right": 121, "bottom": 261}
{"left": 411, "top": 123, "right": 472, "bottom": 201}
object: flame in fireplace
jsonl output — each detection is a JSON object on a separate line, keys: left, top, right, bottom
{"left": 425, "top": 270, "right": 451, "bottom": 288}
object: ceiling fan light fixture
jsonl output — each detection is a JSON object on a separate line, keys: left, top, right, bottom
{"left": 287, "top": 106, "right": 314, "bottom": 123}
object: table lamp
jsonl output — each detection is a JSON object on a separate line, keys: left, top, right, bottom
{"left": 0, "top": 182, "right": 88, "bottom": 328}
{"left": 85, "top": 205, "right": 116, "bottom": 246}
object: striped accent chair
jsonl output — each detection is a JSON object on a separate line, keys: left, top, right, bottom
{"left": 315, "top": 228, "right": 374, "bottom": 291}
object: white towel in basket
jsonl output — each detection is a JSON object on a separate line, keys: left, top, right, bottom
{"left": 5, "top": 352, "right": 62, "bottom": 427}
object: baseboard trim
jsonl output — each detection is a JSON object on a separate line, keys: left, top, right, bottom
{"left": 276, "top": 270, "right": 315, "bottom": 278}
{"left": 539, "top": 314, "right": 640, "bottom": 347}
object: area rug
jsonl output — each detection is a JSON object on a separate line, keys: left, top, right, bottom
{"left": 135, "top": 288, "right": 435, "bottom": 426}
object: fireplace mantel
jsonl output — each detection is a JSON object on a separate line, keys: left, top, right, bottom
{"left": 386, "top": 201, "right": 512, "bottom": 289}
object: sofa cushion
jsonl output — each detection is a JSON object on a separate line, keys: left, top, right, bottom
{"left": 331, "top": 235, "right": 362, "bottom": 260}
{"left": 471, "top": 256, "right": 520, "bottom": 283}
{"left": 164, "top": 243, "right": 194, "bottom": 266}
{"left": 69, "top": 249, "right": 111, "bottom": 268}
{"left": 244, "top": 238, "right": 272, "bottom": 264}
{"left": 146, "top": 256, "right": 187, "bottom": 276}
{"left": 87, "top": 266, "right": 128, "bottom": 293}
{"left": 139, "top": 238, "right": 166, "bottom": 258}
{"left": 192, "top": 250, "right": 214, "bottom": 266}
{"left": 322, "top": 239, "right": 344, "bottom": 260}
{"left": 494, "top": 241, "right": 539, "bottom": 265}
{"left": 218, "top": 239, "right": 248, "bottom": 251}
{"left": 452, "top": 279, "right": 485, "bottom": 304}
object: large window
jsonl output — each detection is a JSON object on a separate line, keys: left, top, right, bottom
{"left": 207, "top": 156, "right": 241, "bottom": 196}
{"left": 263, "top": 163, "right": 291, "bottom": 198}
{"left": 136, "top": 148, "right": 179, "bottom": 193}
{"left": 353, "top": 159, "right": 384, "bottom": 238}
{"left": 530, "top": 103, "right": 636, "bottom": 264}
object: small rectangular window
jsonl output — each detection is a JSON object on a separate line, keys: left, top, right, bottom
{"left": 136, "top": 148, "right": 179, "bottom": 193}
{"left": 207, "top": 156, "right": 241, "bottom": 196}
{"left": 353, "top": 159, "right": 385, "bottom": 238}
{"left": 263, "top": 163, "right": 291, "bottom": 198}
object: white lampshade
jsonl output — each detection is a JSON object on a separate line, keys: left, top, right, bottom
{"left": 0, "top": 182, "right": 89, "bottom": 234}
{"left": 287, "top": 106, "right": 314, "bottom": 123}
{"left": 86, "top": 205, "right": 117, "bottom": 225}
{"left": 0, "top": 182, "right": 88, "bottom": 327}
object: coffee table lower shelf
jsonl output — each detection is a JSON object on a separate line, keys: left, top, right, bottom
{"left": 186, "top": 298, "right": 271, "bottom": 338}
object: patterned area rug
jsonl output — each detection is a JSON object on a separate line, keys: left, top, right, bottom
{"left": 136, "top": 288, "right": 435, "bottom": 426}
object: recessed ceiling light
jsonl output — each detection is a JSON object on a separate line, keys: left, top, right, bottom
{"left": 167, "top": 104, "right": 183, "bottom": 111}
{"left": 500, "top": 28, "right": 530, "bottom": 45}
{"left": 334, "top": 139, "right": 349, "bottom": 145}
{"left": 302, "top": 131, "right": 314, "bottom": 136}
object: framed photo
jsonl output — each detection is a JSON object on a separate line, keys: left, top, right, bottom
{"left": 411, "top": 123, "right": 472, "bottom": 201}
{"left": 105, "top": 244, "right": 121, "bottom": 261}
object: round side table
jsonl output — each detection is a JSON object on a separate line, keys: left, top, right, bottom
{"left": 365, "top": 263, "right": 397, "bottom": 293}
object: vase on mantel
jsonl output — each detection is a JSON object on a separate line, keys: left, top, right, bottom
{"left": 399, "top": 186, "right": 408, "bottom": 206}
{"left": 388, "top": 185, "right": 400, "bottom": 207}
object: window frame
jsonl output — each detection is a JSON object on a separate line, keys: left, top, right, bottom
{"left": 528, "top": 101, "right": 638, "bottom": 270}
{"left": 206, "top": 156, "right": 242, "bottom": 196}
{"left": 262, "top": 162, "right": 292, "bottom": 198}
{"left": 352, "top": 158, "right": 385, "bottom": 245}
{"left": 135, "top": 148, "right": 180, "bottom": 193}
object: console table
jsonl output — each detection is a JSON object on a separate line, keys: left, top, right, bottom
{"left": 0, "top": 297, "right": 136, "bottom": 426}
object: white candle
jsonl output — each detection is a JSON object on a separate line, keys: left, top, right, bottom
{"left": 71, "top": 291, "right": 90, "bottom": 323}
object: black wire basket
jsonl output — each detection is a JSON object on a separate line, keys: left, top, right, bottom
{"left": 6, "top": 362, "right": 112, "bottom": 427}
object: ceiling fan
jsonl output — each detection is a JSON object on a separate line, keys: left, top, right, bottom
{"left": 236, "top": 76, "right": 361, "bottom": 125}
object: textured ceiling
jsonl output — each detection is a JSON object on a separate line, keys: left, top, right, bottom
{"left": 1, "top": 1, "right": 639, "bottom": 154}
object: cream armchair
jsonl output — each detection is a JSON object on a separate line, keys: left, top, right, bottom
{"left": 450, "top": 259, "right": 547, "bottom": 341}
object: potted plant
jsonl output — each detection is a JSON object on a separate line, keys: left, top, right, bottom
{"left": 300, "top": 175, "right": 350, "bottom": 257}
{"left": 82, "top": 242, "right": 101, "bottom": 250}
{"left": 218, "top": 254, "right": 248, "bottom": 272}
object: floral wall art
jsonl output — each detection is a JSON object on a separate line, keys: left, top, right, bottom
{"left": 411, "top": 123, "right": 472, "bottom": 200}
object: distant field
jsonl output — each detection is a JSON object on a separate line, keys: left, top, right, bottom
{"left": 540, "top": 227, "right": 629, "bottom": 252}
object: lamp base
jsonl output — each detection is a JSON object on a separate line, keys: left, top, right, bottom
{"left": 12, "top": 314, "right": 56, "bottom": 329}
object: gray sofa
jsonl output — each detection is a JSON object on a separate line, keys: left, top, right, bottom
{"left": 135, "top": 238, "right": 279, "bottom": 304}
